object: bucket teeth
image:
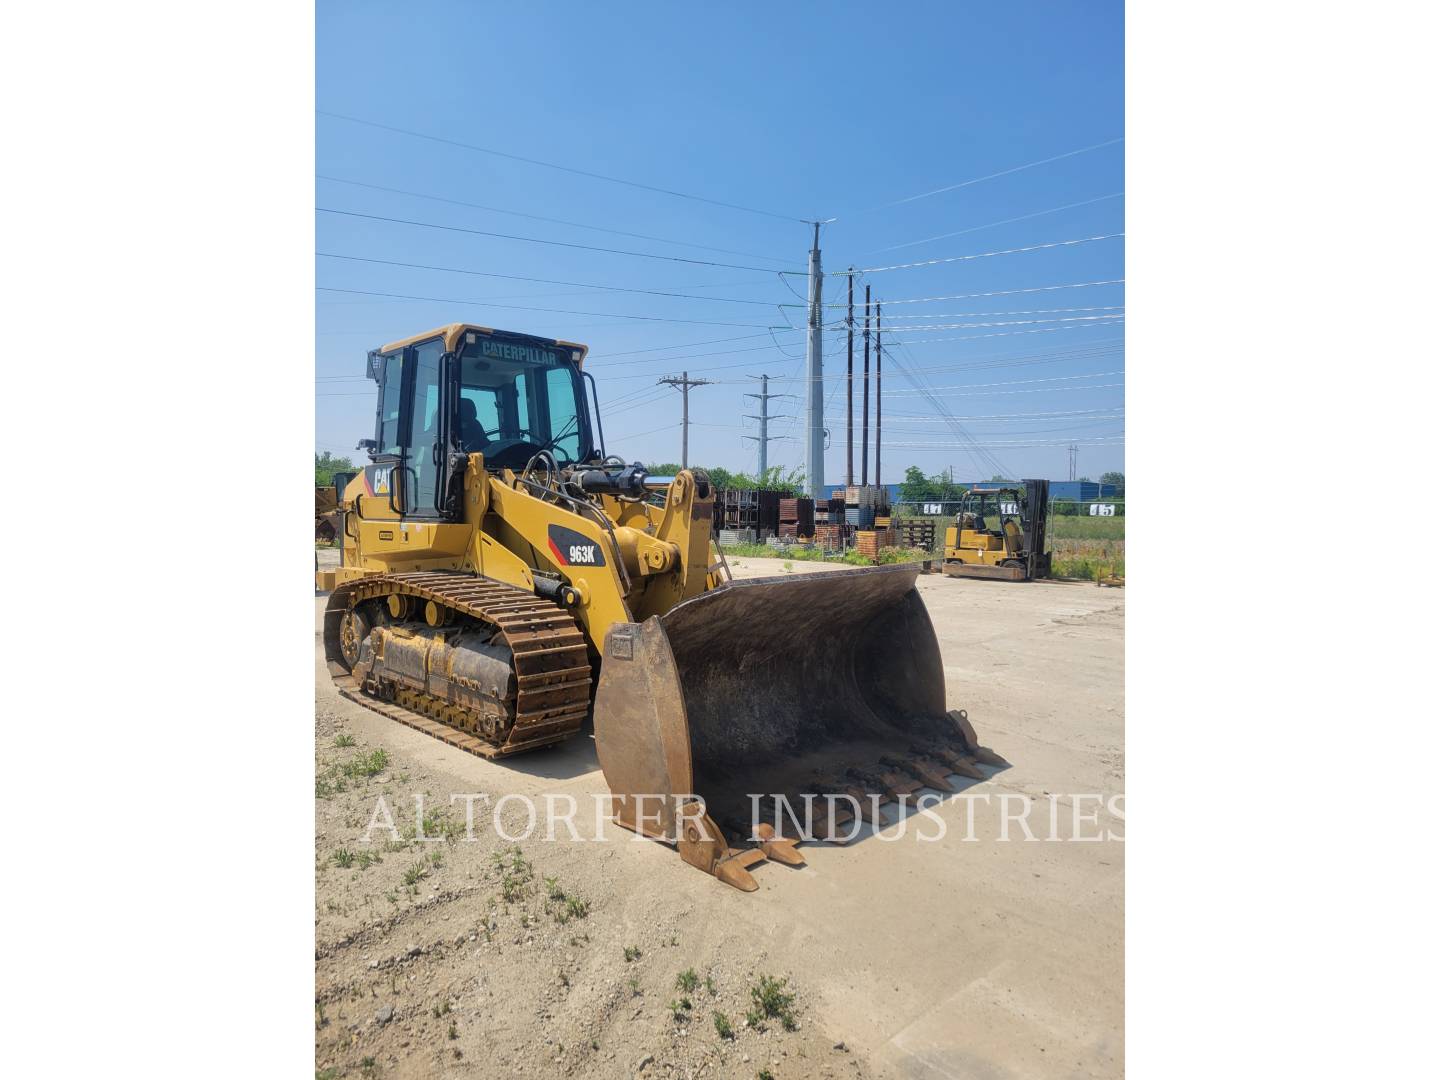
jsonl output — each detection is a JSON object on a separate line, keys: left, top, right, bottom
{"left": 917, "top": 744, "right": 987, "bottom": 780}
{"left": 881, "top": 754, "right": 955, "bottom": 793}
{"left": 714, "top": 849, "right": 766, "bottom": 892}
{"left": 841, "top": 785, "right": 884, "bottom": 824}
{"left": 947, "top": 709, "right": 1009, "bottom": 766}
{"left": 846, "top": 766, "right": 913, "bottom": 801}
{"left": 970, "top": 746, "right": 1009, "bottom": 767}
{"left": 875, "top": 765, "right": 925, "bottom": 797}
{"left": 753, "top": 823, "right": 806, "bottom": 866}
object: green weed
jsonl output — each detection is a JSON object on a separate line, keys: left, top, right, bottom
{"left": 342, "top": 749, "right": 389, "bottom": 779}
{"left": 750, "top": 974, "right": 797, "bottom": 1031}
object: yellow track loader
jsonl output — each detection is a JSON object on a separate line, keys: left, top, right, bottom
{"left": 317, "top": 324, "right": 1004, "bottom": 890}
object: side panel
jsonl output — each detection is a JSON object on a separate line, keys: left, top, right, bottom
{"left": 479, "top": 477, "right": 632, "bottom": 651}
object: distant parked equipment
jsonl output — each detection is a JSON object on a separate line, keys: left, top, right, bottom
{"left": 942, "top": 480, "right": 1051, "bottom": 582}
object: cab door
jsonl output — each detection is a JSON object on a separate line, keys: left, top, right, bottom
{"left": 401, "top": 337, "right": 447, "bottom": 519}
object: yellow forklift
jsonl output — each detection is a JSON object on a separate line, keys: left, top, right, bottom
{"left": 942, "top": 480, "right": 1052, "bottom": 581}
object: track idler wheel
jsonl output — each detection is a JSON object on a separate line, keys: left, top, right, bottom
{"left": 338, "top": 608, "right": 370, "bottom": 670}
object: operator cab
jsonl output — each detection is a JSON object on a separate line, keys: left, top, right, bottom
{"left": 360, "top": 324, "right": 601, "bottom": 519}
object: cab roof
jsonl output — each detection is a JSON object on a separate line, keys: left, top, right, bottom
{"left": 378, "top": 323, "right": 589, "bottom": 366}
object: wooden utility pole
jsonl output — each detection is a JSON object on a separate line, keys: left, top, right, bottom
{"left": 874, "top": 301, "right": 882, "bottom": 489}
{"left": 861, "top": 284, "right": 871, "bottom": 486}
{"left": 657, "top": 371, "right": 713, "bottom": 468}
{"left": 846, "top": 270, "right": 855, "bottom": 486}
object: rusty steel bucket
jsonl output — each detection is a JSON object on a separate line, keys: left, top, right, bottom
{"left": 593, "top": 564, "right": 1001, "bottom": 890}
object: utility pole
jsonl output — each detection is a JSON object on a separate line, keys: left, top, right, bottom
{"left": 874, "top": 301, "right": 882, "bottom": 490}
{"left": 1068, "top": 444, "right": 1078, "bottom": 481}
{"left": 861, "top": 284, "right": 871, "bottom": 486}
{"left": 657, "top": 371, "right": 713, "bottom": 468}
{"left": 845, "top": 271, "right": 855, "bottom": 486}
{"left": 804, "top": 222, "right": 825, "bottom": 499}
{"left": 743, "top": 374, "right": 794, "bottom": 477}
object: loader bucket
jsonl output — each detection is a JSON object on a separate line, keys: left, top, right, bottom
{"left": 594, "top": 564, "right": 998, "bottom": 890}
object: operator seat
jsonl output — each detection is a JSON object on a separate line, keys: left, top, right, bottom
{"left": 458, "top": 398, "right": 489, "bottom": 453}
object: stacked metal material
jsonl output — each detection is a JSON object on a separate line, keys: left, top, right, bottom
{"left": 845, "top": 506, "right": 877, "bottom": 528}
{"left": 718, "top": 488, "right": 783, "bottom": 534}
{"left": 779, "top": 497, "right": 815, "bottom": 537}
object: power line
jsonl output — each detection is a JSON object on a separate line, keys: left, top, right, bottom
{"left": 855, "top": 233, "right": 1124, "bottom": 275}
{"left": 891, "top": 381, "right": 1125, "bottom": 399}
{"left": 869, "top": 193, "right": 1125, "bottom": 254}
{"left": 837, "top": 279, "right": 1125, "bottom": 307}
{"left": 316, "top": 208, "right": 800, "bottom": 274}
{"left": 887, "top": 370, "right": 1125, "bottom": 394}
{"left": 824, "top": 320, "right": 1124, "bottom": 350}
{"left": 316, "top": 175, "right": 798, "bottom": 264}
{"left": 315, "top": 287, "right": 781, "bottom": 328}
{"left": 316, "top": 253, "right": 801, "bottom": 307}
{"left": 829, "top": 315, "right": 1123, "bottom": 334}
{"left": 884, "top": 335, "right": 1011, "bottom": 479}
{"left": 828, "top": 407, "right": 1124, "bottom": 422}
{"left": 318, "top": 110, "right": 811, "bottom": 224}
{"left": 859, "top": 136, "right": 1124, "bottom": 213}
{"left": 838, "top": 305, "right": 1123, "bottom": 322}
{"left": 589, "top": 331, "right": 788, "bottom": 360}
{"left": 620, "top": 340, "right": 1126, "bottom": 386}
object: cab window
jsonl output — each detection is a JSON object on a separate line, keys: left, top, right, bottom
{"left": 407, "top": 340, "right": 444, "bottom": 514}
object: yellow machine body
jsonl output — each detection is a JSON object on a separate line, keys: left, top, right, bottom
{"left": 319, "top": 323, "right": 1004, "bottom": 890}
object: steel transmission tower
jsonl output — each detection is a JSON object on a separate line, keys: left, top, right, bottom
{"left": 743, "top": 373, "right": 794, "bottom": 476}
{"left": 804, "top": 222, "right": 825, "bottom": 499}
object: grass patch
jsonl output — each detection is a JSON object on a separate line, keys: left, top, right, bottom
{"left": 1048, "top": 514, "right": 1125, "bottom": 541}
{"left": 623, "top": 945, "right": 642, "bottom": 963}
{"left": 314, "top": 773, "right": 345, "bottom": 799}
{"left": 332, "top": 733, "right": 356, "bottom": 748}
{"left": 403, "top": 861, "right": 427, "bottom": 887}
{"left": 749, "top": 974, "right": 798, "bottom": 1031}
{"left": 332, "top": 847, "right": 356, "bottom": 869}
{"left": 1051, "top": 537, "right": 1125, "bottom": 580}
{"left": 668, "top": 998, "right": 692, "bottom": 1022}
{"left": 341, "top": 749, "right": 389, "bottom": 779}
{"left": 676, "top": 968, "right": 699, "bottom": 994}
{"left": 492, "top": 846, "right": 532, "bottom": 902}
{"left": 713, "top": 1010, "right": 734, "bottom": 1039}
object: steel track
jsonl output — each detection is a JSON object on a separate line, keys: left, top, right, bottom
{"left": 324, "top": 572, "right": 593, "bottom": 757}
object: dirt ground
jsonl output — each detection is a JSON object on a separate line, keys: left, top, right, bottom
{"left": 314, "top": 554, "right": 1124, "bottom": 1079}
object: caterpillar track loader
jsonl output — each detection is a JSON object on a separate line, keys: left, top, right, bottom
{"left": 317, "top": 323, "right": 1006, "bottom": 891}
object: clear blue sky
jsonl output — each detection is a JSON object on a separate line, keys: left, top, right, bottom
{"left": 316, "top": 1, "right": 1124, "bottom": 485}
